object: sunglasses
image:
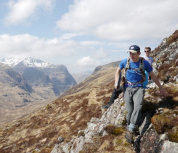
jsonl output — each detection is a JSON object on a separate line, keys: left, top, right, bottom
{"left": 145, "top": 51, "right": 150, "bottom": 52}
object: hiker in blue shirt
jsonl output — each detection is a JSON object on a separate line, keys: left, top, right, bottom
{"left": 115, "top": 45, "right": 168, "bottom": 143}
{"left": 102, "top": 46, "right": 153, "bottom": 109}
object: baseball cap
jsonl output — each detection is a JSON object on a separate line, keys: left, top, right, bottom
{"left": 128, "top": 45, "right": 140, "bottom": 53}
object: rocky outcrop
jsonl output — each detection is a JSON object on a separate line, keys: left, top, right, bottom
{"left": 51, "top": 94, "right": 127, "bottom": 153}
{"left": 51, "top": 92, "right": 178, "bottom": 153}
{"left": 152, "top": 30, "right": 178, "bottom": 83}
{"left": 140, "top": 127, "right": 178, "bottom": 153}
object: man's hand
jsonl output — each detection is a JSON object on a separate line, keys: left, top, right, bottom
{"left": 160, "top": 88, "right": 168, "bottom": 98}
{"left": 150, "top": 71, "right": 168, "bottom": 98}
{"left": 114, "top": 84, "right": 118, "bottom": 89}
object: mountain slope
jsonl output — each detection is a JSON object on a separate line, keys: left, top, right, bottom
{"left": 152, "top": 30, "right": 178, "bottom": 83}
{"left": 0, "top": 58, "right": 76, "bottom": 125}
{"left": 0, "top": 30, "right": 177, "bottom": 153}
{"left": 72, "top": 70, "right": 92, "bottom": 83}
{"left": 13, "top": 57, "right": 76, "bottom": 96}
{"left": 0, "top": 63, "right": 57, "bottom": 124}
{"left": 51, "top": 30, "right": 178, "bottom": 153}
{"left": 0, "top": 60, "right": 118, "bottom": 153}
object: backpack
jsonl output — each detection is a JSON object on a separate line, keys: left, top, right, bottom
{"left": 120, "top": 57, "right": 148, "bottom": 88}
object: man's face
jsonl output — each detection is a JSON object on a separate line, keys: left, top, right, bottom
{"left": 129, "top": 52, "right": 140, "bottom": 62}
{"left": 144, "top": 49, "right": 150, "bottom": 56}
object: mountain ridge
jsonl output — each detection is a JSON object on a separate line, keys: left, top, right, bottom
{"left": 0, "top": 30, "right": 177, "bottom": 153}
{"left": 0, "top": 57, "right": 76, "bottom": 125}
{"left": 0, "top": 57, "right": 53, "bottom": 68}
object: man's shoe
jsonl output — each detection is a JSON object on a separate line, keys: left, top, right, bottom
{"left": 125, "top": 131, "right": 134, "bottom": 143}
{"left": 133, "top": 128, "right": 140, "bottom": 136}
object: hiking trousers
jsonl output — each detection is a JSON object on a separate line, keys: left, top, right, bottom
{"left": 108, "top": 86, "right": 124, "bottom": 105}
{"left": 124, "top": 87, "right": 145, "bottom": 130}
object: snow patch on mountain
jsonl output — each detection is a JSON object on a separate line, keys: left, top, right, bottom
{"left": 0, "top": 57, "right": 53, "bottom": 68}
{"left": 19, "top": 57, "right": 52, "bottom": 67}
{"left": 0, "top": 57, "right": 23, "bottom": 67}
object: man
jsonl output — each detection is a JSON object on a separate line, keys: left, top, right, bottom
{"left": 143, "top": 47, "right": 154, "bottom": 66}
{"left": 115, "top": 45, "right": 167, "bottom": 143}
{"left": 102, "top": 46, "right": 153, "bottom": 109}
{"left": 143, "top": 47, "right": 154, "bottom": 80}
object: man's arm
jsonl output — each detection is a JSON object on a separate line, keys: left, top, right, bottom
{"left": 115, "top": 67, "right": 122, "bottom": 89}
{"left": 149, "top": 71, "right": 168, "bottom": 97}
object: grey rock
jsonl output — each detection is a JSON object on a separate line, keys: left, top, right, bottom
{"left": 159, "top": 133, "right": 168, "bottom": 141}
{"left": 160, "top": 140, "right": 178, "bottom": 153}
{"left": 70, "top": 136, "right": 85, "bottom": 153}
{"left": 51, "top": 144, "right": 64, "bottom": 153}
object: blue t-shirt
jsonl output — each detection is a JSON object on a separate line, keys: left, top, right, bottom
{"left": 119, "top": 58, "right": 153, "bottom": 87}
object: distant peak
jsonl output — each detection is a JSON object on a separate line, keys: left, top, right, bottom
{"left": 21, "top": 57, "right": 52, "bottom": 68}
{"left": 0, "top": 57, "right": 53, "bottom": 68}
{"left": 0, "top": 57, "right": 23, "bottom": 67}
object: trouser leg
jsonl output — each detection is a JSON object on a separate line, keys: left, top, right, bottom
{"left": 102, "top": 86, "right": 123, "bottom": 109}
{"left": 108, "top": 87, "right": 123, "bottom": 105}
{"left": 130, "top": 88, "right": 145, "bottom": 126}
{"left": 124, "top": 88, "right": 134, "bottom": 125}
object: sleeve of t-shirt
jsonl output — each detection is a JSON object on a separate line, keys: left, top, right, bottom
{"left": 144, "top": 60, "right": 153, "bottom": 73}
{"left": 119, "top": 58, "right": 127, "bottom": 70}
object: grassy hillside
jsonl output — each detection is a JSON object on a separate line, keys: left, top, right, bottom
{"left": 0, "top": 62, "right": 119, "bottom": 153}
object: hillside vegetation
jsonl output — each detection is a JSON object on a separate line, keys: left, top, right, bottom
{"left": 0, "top": 30, "right": 178, "bottom": 153}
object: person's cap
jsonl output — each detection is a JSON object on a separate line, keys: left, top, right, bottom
{"left": 128, "top": 45, "right": 140, "bottom": 53}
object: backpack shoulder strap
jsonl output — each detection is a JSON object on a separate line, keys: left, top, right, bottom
{"left": 125, "top": 57, "right": 130, "bottom": 70}
{"left": 121, "top": 58, "right": 130, "bottom": 85}
{"left": 124, "top": 57, "right": 130, "bottom": 77}
{"left": 139, "top": 57, "right": 145, "bottom": 71}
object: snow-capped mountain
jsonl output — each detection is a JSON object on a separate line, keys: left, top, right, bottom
{"left": 0, "top": 56, "right": 77, "bottom": 95}
{"left": 0, "top": 57, "right": 23, "bottom": 67}
{"left": 0, "top": 57, "right": 52, "bottom": 68}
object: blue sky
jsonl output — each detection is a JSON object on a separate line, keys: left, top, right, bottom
{"left": 0, "top": 0, "right": 178, "bottom": 73}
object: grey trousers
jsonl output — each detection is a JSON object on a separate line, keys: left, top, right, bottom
{"left": 124, "top": 87, "right": 145, "bottom": 128}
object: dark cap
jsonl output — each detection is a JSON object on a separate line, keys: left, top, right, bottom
{"left": 128, "top": 45, "right": 140, "bottom": 53}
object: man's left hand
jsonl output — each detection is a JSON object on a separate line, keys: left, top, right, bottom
{"left": 160, "top": 88, "right": 168, "bottom": 98}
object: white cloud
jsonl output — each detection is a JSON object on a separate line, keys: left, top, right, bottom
{"left": 5, "top": 0, "right": 54, "bottom": 25}
{"left": 0, "top": 34, "right": 76, "bottom": 59}
{"left": 76, "top": 48, "right": 109, "bottom": 72}
{"left": 2, "top": 0, "right": 177, "bottom": 73}
{"left": 0, "top": 34, "right": 110, "bottom": 70}
{"left": 95, "top": 48, "right": 107, "bottom": 59}
{"left": 60, "top": 33, "right": 82, "bottom": 40}
{"left": 79, "top": 41, "right": 102, "bottom": 46}
{"left": 77, "top": 56, "right": 95, "bottom": 67}
{"left": 57, "top": 0, "right": 178, "bottom": 41}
